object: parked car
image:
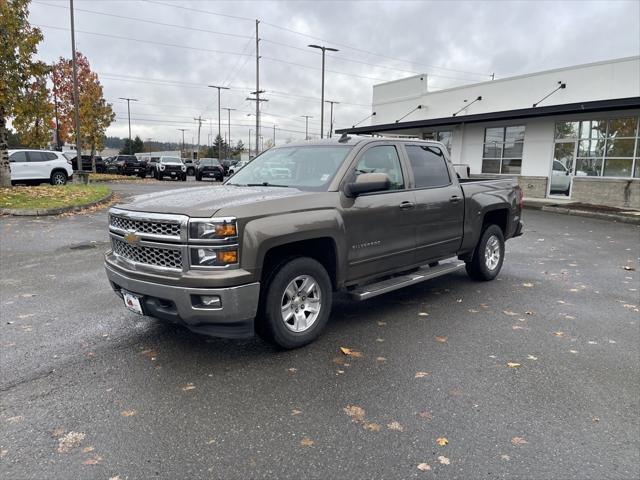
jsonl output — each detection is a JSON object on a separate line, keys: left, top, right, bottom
{"left": 183, "top": 158, "right": 197, "bottom": 176}
{"left": 103, "top": 157, "right": 120, "bottom": 174}
{"left": 195, "top": 158, "right": 224, "bottom": 181}
{"left": 550, "top": 159, "right": 571, "bottom": 195}
{"left": 228, "top": 160, "right": 249, "bottom": 176}
{"left": 114, "top": 155, "right": 146, "bottom": 177}
{"left": 220, "top": 158, "right": 238, "bottom": 175}
{"left": 8, "top": 149, "right": 73, "bottom": 185}
{"left": 147, "top": 156, "right": 186, "bottom": 181}
{"left": 105, "top": 136, "right": 524, "bottom": 349}
{"left": 66, "top": 154, "right": 106, "bottom": 173}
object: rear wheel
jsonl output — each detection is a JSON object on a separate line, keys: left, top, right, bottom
{"left": 257, "top": 257, "right": 332, "bottom": 349}
{"left": 50, "top": 170, "right": 68, "bottom": 185}
{"left": 139, "top": 172, "right": 146, "bottom": 179}
{"left": 465, "top": 224, "right": 504, "bottom": 281}
{"left": 195, "top": 174, "right": 202, "bottom": 181}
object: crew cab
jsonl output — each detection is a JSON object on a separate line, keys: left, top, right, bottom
{"left": 9, "top": 149, "right": 73, "bottom": 185}
{"left": 195, "top": 158, "right": 224, "bottom": 181}
{"left": 105, "top": 136, "right": 523, "bottom": 349}
{"left": 115, "top": 155, "right": 146, "bottom": 177}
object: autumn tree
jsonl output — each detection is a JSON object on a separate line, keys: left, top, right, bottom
{"left": 12, "top": 78, "right": 54, "bottom": 148}
{"left": 0, "top": 0, "right": 50, "bottom": 187}
{"left": 51, "top": 52, "right": 115, "bottom": 171}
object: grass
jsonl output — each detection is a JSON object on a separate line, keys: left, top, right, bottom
{"left": 89, "top": 173, "right": 145, "bottom": 182}
{"left": 0, "top": 185, "right": 111, "bottom": 210}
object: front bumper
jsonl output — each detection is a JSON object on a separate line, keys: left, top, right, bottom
{"left": 121, "top": 166, "right": 146, "bottom": 175}
{"left": 105, "top": 264, "right": 260, "bottom": 338}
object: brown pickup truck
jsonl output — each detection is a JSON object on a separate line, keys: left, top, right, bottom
{"left": 105, "top": 135, "right": 523, "bottom": 348}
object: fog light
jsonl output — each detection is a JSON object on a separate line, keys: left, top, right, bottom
{"left": 193, "top": 295, "right": 221, "bottom": 308}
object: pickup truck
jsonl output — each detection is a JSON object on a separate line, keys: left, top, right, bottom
{"left": 105, "top": 135, "right": 523, "bottom": 348}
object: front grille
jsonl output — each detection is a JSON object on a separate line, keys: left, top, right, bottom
{"left": 164, "top": 165, "right": 182, "bottom": 171}
{"left": 111, "top": 237, "right": 183, "bottom": 270}
{"left": 110, "top": 215, "right": 181, "bottom": 238}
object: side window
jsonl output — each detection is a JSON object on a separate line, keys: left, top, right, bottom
{"left": 354, "top": 145, "right": 404, "bottom": 190}
{"left": 10, "top": 152, "right": 27, "bottom": 162}
{"left": 553, "top": 160, "right": 566, "bottom": 172}
{"left": 27, "top": 152, "right": 47, "bottom": 162}
{"left": 405, "top": 145, "right": 451, "bottom": 188}
{"left": 45, "top": 152, "right": 58, "bottom": 160}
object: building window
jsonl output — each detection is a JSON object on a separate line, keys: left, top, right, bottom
{"left": 554, "top": 116, "right": 640, "bottom": 178}
{"left": 481, "top": 125, "right": 524, "bottom": 174}
{"left": 422, "top": 131, "right": 452, "bottom": 153}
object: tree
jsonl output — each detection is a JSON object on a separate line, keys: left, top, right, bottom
{"left": 212, "top": 134, "right": 228, "bottom": 159}
{"left": 51, "top": 51, "right": 114, "bottom": 171}
{"left": 232, "top": 139, "right": 245, "bottom": 158}
{"left": 12, "top": 78, "right": 54, "bottom": 148}
{"left": 132, "top": 136, "right": 144, "bottom": 154}
{"left": 0, "top": 0, "right": 49, "bottom": 186}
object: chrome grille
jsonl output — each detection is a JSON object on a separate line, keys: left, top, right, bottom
{"left": 110, "top": 215, "right": 181, "bottom": 237}
{"left": 111, "top": 237, "right": 183, "bottom": 270}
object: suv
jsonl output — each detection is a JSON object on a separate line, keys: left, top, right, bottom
{"left": 195, "top": 158, "right": 224, "bottom": 181}
{"left": 66, "top": 154, "right": 106, "bottom": 173}
{"left": 228, "top": 160, "right": 249, "bottom": 176}
{"left": 9, "top": 149, "right": 73, "bottom": 185}
{"left": 183, "top": 158, "right": 197, "bottom": 176}
{"left": 148, "top": 156, "right": 186, "bottom": 181}
{"left": 115, "top": 155, "right": 146, "bottom": 177}
{"left": 105, "top": 136, "right": 524, "bottom": 349}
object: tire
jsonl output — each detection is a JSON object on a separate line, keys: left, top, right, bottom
{"left": 465, "top": 224, "right": 505, "bottom": 281}
{"left": 181, "top": 175, "right": 187, "bottom": 181}
{"left": 195, "top": 174, "right": 202, "bottom": 181}
{"left": 157, "top": 173, "right": 163, "bottom": 181}
{"left": 139, "top": 173, "right": 146, "bottom": 179}
{"left": 187, "top": 167, "right": 195, "bottom": 176}
{"left": 257, "top": 257, "right": 332, "bottom": 349}
{"left": 50, "top": 170, "right": 68, "bottom": 186}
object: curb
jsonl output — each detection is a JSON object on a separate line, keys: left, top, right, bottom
{"left": 0, "top": 191, "right": 113, "bottom": 217}
{"left": 524, "top": 204, "right": 640, "bottom": 225}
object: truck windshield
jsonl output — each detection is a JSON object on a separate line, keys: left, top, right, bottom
{"left": 227, "top": 145, "right": 352, "bottom": 190}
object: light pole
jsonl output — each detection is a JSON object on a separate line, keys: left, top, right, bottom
{"left": 325, "top": 100, "right": 340, "bottom": 138}
{"left": 300, "top": 115, "right": 313, "bottom": 140}
{"left": 308, "top": 44, "right": 339, "bottom": 139}
{"left": 248, "top": 129, "right": 253, "bottom": 158}
{"left": 208, "top": 85, "right": 229, "bottom": 161}
{"left": 223, "top": 108, "right": 236, "bottom": 158}
{"left": 118, "top": 97, "right": 138, "bottom": 154}
{"left": 177, "top": 129, "right": 187, "bottom": 157}
{"left": 273, "top": 124, "right": 276, "bottom": 146}
{"left": 69, "top": 0, "right": 83, "bottom": 172}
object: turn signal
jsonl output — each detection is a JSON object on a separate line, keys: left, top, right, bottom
{"left": 215, "top": 223, "right": 237, "bottom": 237}
{"left": 218, "top": 250, "right": 238, "bottom": 264}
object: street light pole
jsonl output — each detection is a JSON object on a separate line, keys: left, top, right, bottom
{"left": 177, "top": 129, "right": 187, "bottom": 157}
{"left": 273, "top": 124, "right": 276, "bottom": 146}
{"left": 118, "top": 97, "right": 138, "bottom": 154}
{"left": 300, "top": 115, "right": 313, "bottom": 140}
{"left": 248, "top": 129, "right": 252, "bottom": 158}
{"left": 325, "top": 100, "right": 340, "bottom": 138}
{"left": 308, "top": 44, "right": 339, "bottom": 139}
{"left": 223, "top": 107, "right": 236, "bottom": 158}
{"left": 208, "top": 85, "right": 229, "bottom": 161}
{"left": 69, "top": 0, "right": 83, "bottom": 171}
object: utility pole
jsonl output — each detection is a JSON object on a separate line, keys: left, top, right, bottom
{"left": 248, "top": 129, "right": 252, "bottom": 158}
{"left": 273, "top": 124, "right": 276, "bottom": 146}
{"left": 69, "top": 0, "right": 83, "bottom": 171}
{"left": 208, "top": 85, "right": 229, "bottom": 161}
{"left": 300, "top": 115, "right": 313, "bottom": 140}
{"left": 177, "top": 128, "right": 187, "bottom": 156}
{"left": 119, "top": 97, "right": 138, "bottom": 154}
{"left": 223, "top": 107, "right": 236, "bottom": 158}
{"left": 255, "top": 19, "right": 260, "bottom": 158}
{"left": 193, "top": 116, "right": 203, "bottom": 160}
{"left": 308, "top": 44, "right": 339, "bottom": 139}
{"left": 325, "top": 100, "right": 340, "bottom": 138}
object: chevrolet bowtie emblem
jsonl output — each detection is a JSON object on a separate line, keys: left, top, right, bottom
{"left": 124, "top": 232, "right": 141, "bottom": 245}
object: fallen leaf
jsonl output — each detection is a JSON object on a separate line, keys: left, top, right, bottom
{"left": 139, "top": 349, "right": 157, "bottom": 359}
{"left": 503, "top": 310, "right": 518, "bottom": 316}
{"left": 387, "top": 421, "right": 404, "bottom": 431}
{"left": 512, "top": 325, "right": 525, "bottom": 330}
{"left": 51, "top": 427, "right": 65, "bottom": 438}
{"left": 377, "top": 321, "right": 387, "bottom": 326}
{"left": 622, "top": 266, "right": 635, "bottom": 271}
{"left": 592, "top": 416, "right": 600, "bottom": 422}
{"left": 418, "top": 411, "right": 433, "bottom": 420}
{"left": 468, "top": 308, "right": 479, "bottom": 313}
{"left": 511, "top": 436, "right": 528, "bottom": 446}
{"left": 438, "top": 455, "right": 450, "bottom": 465}
{"left": 82, "top": 455, "right": 103, "bottom": 465}
{"left": 340, "top": 347, "right": 363, "bottom": 358}
{"left": 436, "top": 437, "right": 449, "bottom": 446}
{"left": 364, "top": 422, "right": 382, "bottom": 432}
{"left": 588, "top": 341, "right": 598, "bottom": 345}
{"left": 57, "top": 431, "right": 86, "bottom": 453}
{"left": 376, "top": 357, "right": 387, "bottom": 363}
{"left": 291, "top": 409, "right": 302, "bottom": 416}
{"left": 82, "top": 446, "right": 95, "bottom": 453}
{"left": 415, "top": 371, "right": 431, "bottom": 378}
{"left": 569, "top": 288, "right": 579, "bottom": 292}
{"left": 522, "top": 282, "right": 534, "bottom": 287}
{"left": 500, "top": 454, "right": 510, "bottom": 461}
{"left": 332, "top": 356, "right": 346, "bottom": 365}
{"left": 109, "top": 476, "right": 122, "bottom": 480}
{"left": 553, "top": 331, "right": 565, "bottom": 337}
{"left": 435, "top": 335, "right": 448, "bottom": 343}
{"left": 300, "top": 437, "right": 315, "bottom": 447}
{"left": 417, "top": 463, "right": 431, "bottom": 471}
{"left": 569, "top": 349, "right": 578, "bottom": 354}
{"left": 525, "top": 311, "right": 534, "bottom": 315}
{"left": 527, "top": 355, "right": 538, "bottom": 360}
{"left": 182, "top": 383, "right": 196, "bottom": 391}
{"left": 6, "top": 416, "right": 24, "bottom": 424}
{"left": 121, "top": 409, "right": 137, "bottom": 417}
{"left": 418, "top": 312, "right": 429, "bottom": 317}
{"left": 343, "top": 405, "right": 366, "bottom": 423}
{"left": 287, "top": 367, "right": 298, "bottom": 373}
{"left": 206, "top": 438, "right": 216, "bottom": 444}
{"left": 376, "top": 338, "right": 384, "bottom": 342}
{"left": 0, "top": 449, "right": 8, "bottom": 458}
{"left": 507, "top": 362, "right": 521, "bottom": 368}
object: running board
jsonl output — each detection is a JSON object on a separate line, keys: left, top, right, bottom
{"left": 349, "top": 261, "right": 466, "bottom": 301}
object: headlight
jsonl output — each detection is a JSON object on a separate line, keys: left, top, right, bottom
{"left": 190, "top": 247, "right": 238, "bottom": 267}
{"left": 159, "top": 165, "right": 165, "bottom": 170}
{"left": 189, "top": 219, "right": 237, "bottom": 239}
{"left": 181, "top": 165, "right": 186, "bottom": 171}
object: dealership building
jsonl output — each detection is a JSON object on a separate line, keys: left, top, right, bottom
{"left": 338, "top": 56, "right": 640, "bottom": 209}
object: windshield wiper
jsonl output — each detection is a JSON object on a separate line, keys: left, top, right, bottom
{"left": 246, "top": 182, "right": 290, "bottom": 187}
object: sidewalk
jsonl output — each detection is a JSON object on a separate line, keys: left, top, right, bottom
{"left": 524, "top": 198, "right": 640, "bottom": 225}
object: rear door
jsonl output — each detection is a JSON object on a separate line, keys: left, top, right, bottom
{"left": 9, "top": 151, "right": 28, "bottom": 180}
{"left": 402, "top": 143, "right": 464, "bottom": 263}
{"left": 341, "top": 143, "right": 417, "bottom": 281}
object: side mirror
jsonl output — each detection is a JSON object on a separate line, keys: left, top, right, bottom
{"left": 345, "top": 172, "right": 391, "bottom": 197}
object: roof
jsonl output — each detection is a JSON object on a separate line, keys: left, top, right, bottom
{"left": 337, "top": 97, "right": 640, "bottom": 135}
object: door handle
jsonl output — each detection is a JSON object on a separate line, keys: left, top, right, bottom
{"left": 399, "top": 201, "right": 415, "bottom": 210}
{"left": 449, "top": 195, "right": 461, "bottom": 203}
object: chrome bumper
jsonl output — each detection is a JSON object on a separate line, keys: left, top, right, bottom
{"left": 105, "top": 264, "right": 260, "bottom": 338}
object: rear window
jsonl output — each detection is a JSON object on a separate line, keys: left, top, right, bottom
{"left": 119, "top": 155, "right": 137, "bottom": 161}
{"left": 406, "top": 145, "right": 451, "bottom": 188}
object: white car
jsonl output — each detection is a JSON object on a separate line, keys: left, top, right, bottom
{"left": 550, "top": 159, "right": 571, "bottom": 195}
{"left": 9, "top": 149, "right": 74, "bottom": 185}
{"left": 228, "top": 160, "right": 249, "bottom": 176}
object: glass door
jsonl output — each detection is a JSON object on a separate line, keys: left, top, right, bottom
{"left": 550, "top": 142, "right": 575, "bottom": 196}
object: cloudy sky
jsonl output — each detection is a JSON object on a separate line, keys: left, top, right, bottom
{"left": 29, "top": 0, "right": 639, "bottom": 149}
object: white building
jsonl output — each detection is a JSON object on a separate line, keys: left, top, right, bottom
{"left": 339, "top": 57, "right": 640, "bottom": 208}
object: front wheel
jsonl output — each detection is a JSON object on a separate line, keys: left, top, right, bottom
{"left": 50, "top": 171, "right": 68, "bottom": 185}
{"left": 465, "top": 224, "right": 505, "bottom": 281}
{"left": 257, "top": 257, "right": 332, "bottom": 349}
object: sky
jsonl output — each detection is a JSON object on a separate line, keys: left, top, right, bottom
{"left": 28, "top": 0, "right": 640, "bottom": 150}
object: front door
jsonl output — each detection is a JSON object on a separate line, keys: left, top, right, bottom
{"left": 341, "top": 144, "right": 416, "bottom": 282}
{"left": 9, "top": 151, "right": 29, "bottom": 181}
{"left": 550, "top": 142, "right": 575, "bottom": 196}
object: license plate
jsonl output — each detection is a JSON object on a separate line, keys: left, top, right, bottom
{"left": 122, "top": 290, "right": 143, "bottom": 315}
{"left": 134, "top": 168, "right": 139, "bottom": 172}
{"left": 171, "top": 172, "right": 176, "bottom": 176}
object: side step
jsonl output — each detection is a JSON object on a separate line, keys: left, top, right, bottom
{"left": 349, "top": 260, "right": 466, "bottom": 301}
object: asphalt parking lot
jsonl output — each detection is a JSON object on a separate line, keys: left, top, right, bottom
{"left": 1, "top": 180, "right": 638, "bottom": 480}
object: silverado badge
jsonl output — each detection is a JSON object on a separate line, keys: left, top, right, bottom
{"left": 124, "top": 232, "right": 141, "bottom": 245}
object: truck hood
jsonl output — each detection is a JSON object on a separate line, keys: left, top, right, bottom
{"left": 114, "top": 185, "right": 310, "bottom": 217}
